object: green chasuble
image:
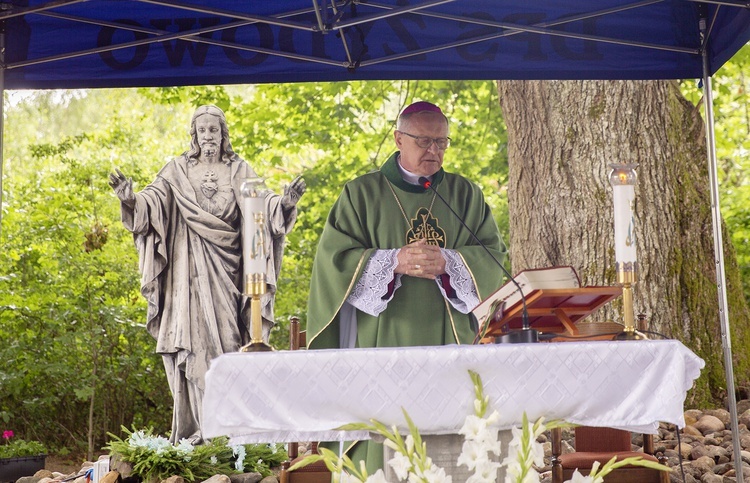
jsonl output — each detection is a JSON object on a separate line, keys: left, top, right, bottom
{"left": 307, "top": 152, "right": 506, "bottom": 351}
{"left": 306, "top": 153, "right": 507, "bottom": 474}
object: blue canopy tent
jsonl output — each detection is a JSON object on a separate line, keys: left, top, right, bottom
{"left": 1, "top": 0, "right": 748, "bottom": 86}
{"left": 1, "top": 0, "right": 748, "bottom": 476}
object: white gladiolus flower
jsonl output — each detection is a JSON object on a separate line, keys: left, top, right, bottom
{"left": 472, "top": 459, "right": 501, "bottom": 481}
{"left": 458, "top": 440, "right": 490, "bottom": 470}
{"left": 531, "top": 440, "right": 545, "bottom": 467}
{"left": 565, "top": 469, "right": 601, "bottom": 483}
{"left": 474, "top": 399, "right": 484, "bottom": 414}
{"left": 383, "top": 438, "right": 400, "bottom": 451}
{"left": 407, "top": 472, "right": 423, "bottom": 483}
{"left": 474, "top": 427, "right": 501, "bottom": 451}
{"left": 405, "top": 435, "right": 415, "bottom": 454}
{"left": 387, "top": 451, "right": 413, "bottom": 480}
{"left": 459, "top": 415, "right": 488, "bottom": 440}
{"left": 364, "top": 470, "right": 389, "bottom": 483}
{"left": 421, "top": 465, "right": 452, "bottom": 483}
{"left": 485, "top": 410, "right": 500, "bottom": 426}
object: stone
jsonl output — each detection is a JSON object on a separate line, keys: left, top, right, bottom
{"left": 671, "top": 471, "right": 698, "bottom": 483}
{"left": 679, "top": 442, "right": 695, "bottom": 459}
{"left": 99, "top": 470, "right": 121, "bottom": 483}
{"left": 228, "top": 473, "right": 262, "bottom": 483}
{"left": 560, "top": 440, "right": 574, "bottom": 455}
{"left": 713, "top": 463, "right": 733, "bottom": 475}
{"left": 201, "top": 475, "right": 231, "bottom": 483}
{"left": 109, "top": 454, "right": 133, "bottom": 479}
{"left": 706, "top": 410, "right": 731, "bottom": 428}
{"left": 15, "top": 477, "right": 41, "bottom": 483}
{"left": 740, "top": 410, "right": 750, "bottom": 430}
{"left": 686, "top": 410, "right": 704, "bottom": 423}
{"left": 696, "top": 416, "right": 727, "bottom": 435}
{"left": 259, "top": 477, "right": 278, "bottom": 483}
{"left": 693, "top": 456, "right": 715, "bottom": 475}
{"left": 33, "top": 470, "right": 54, "bottom": 479}
{"left": 685, "top": 425, "right": 707, "bottom": 438}
{"left": 162, "top": 476, "right": 185, "bottom": 483}
{"left": 692, "top": 445, "right": 710, "bottom": 460}
{"left": 701, "top": 473, "right": 724, "bottom": 483}
{"left": 708, "top": 445, "right": 730, "bottom": 462}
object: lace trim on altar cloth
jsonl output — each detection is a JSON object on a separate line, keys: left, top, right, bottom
{"left": 438, "top": 249, "right": 479, "bottom": 314}
{"left": 347, "top": 249, "right": 402, "bottom": 316}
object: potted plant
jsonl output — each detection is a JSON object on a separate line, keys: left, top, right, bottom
{"left": 0, "top": 430, "right": 47, "bottom": 482}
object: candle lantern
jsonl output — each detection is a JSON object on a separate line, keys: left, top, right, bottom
{"left": 609, "top": 163, "right": 645, "bottom": 340}
{"left": 240, "top": 177, "right": 273, "bottom": 352}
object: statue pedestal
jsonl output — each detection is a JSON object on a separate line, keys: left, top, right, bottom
{"left": 382, "top": 430, "right": 512, "bottom": 481}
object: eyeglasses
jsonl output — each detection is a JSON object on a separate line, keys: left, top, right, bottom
{"left": 397, "top": 131, "right": 451, "bottom": 150}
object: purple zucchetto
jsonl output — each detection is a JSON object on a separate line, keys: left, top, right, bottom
{"left": 400, "top": 101, "right": 443, "bottom": 116}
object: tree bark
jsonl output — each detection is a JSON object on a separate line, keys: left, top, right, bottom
{"left": 496, "top": 79, "right": 750, "bottom": 405}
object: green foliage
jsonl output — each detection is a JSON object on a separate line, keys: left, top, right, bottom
{"left": 0, "top": 89, "right": 177, "bottom": 456}
{"left": 680, "top": 43, "right": 750, "bottom": 294}
{"left": 104, "top": 427, "right": 285, "bottom": 481}
{"left": 0, "top": 437, "right": 46, "bottom": 459}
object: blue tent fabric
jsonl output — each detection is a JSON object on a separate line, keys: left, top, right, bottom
{"left": 2, "top": 0, "right": 749, "bottom": 90}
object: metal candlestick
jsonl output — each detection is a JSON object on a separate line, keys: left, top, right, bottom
{"left": 609, "top": 163, "right": 646, "bottom": 340}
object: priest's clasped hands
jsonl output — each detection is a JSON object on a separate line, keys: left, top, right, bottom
{"left": 394, "top": 239, "right": 446, "bottom": 279}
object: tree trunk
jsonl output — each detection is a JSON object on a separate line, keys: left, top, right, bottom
{"left": 496, "top": 79, "right": 750, "bottom": 405}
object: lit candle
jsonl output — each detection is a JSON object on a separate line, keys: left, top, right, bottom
{"left": 609, "top": 163, "right": 638, "bottom": 278}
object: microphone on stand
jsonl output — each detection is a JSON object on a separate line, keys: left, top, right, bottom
{"left": 418, "top": 177, "right": 538, "bottom": 343}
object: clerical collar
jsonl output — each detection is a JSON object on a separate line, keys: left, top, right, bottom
{"left": 380, "top": 152, "right": 444, "bottom": 193}
{"left": 397, "top": 156, "right": 432, "bottom": 186}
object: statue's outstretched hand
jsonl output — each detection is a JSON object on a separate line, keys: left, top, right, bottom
{"left": 109, "top": 168, "right": 135, "bottom": 206}
{"left": 281, "top": 175, "right": 306, "bottom": 210}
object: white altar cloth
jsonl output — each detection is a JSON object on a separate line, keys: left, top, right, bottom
{"left": 202, "top": 340, "right": 703, "bottom": 444}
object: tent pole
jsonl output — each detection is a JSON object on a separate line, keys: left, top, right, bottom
{"left": 701, "top": 35, "right": 744, "bottom": 483}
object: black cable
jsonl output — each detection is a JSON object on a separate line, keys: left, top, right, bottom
{"left": 675, "top": 422, "right": 688, "bottom": 482}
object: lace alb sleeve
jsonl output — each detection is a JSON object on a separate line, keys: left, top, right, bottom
{"left": 347, "top": 249, "right": 403, "bottom": 316}
{"left": 438, "top": 248, "right": 480, "bottom": 313}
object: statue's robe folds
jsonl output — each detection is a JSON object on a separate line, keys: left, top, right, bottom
{"left": 307, "top": 153, "right": 506, "bottom": 471}
{"left": 119, "top": 155, "right": 295, "bottom": 442}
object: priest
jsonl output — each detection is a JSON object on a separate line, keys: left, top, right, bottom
{"left": 306, "top": 100, "right": 506, "bottom": 472}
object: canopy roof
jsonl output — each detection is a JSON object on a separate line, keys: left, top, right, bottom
{"left": 2, "top": 0, "right": 749, "bottom": 90}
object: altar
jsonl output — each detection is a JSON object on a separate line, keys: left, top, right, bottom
{"left": 201, "top": 339, "right": 704, "bottom": 444}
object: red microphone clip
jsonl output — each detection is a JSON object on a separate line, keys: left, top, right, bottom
{"left": 418, "top": 177, "right": 432, "bottom": 189}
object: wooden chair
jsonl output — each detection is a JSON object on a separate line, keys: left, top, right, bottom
{"left": 548, "top": 314, "right": 668, "bottom": 483}
{"left": 278, "top": 317, "right": 332, "bottom": 483}
{"left": 550, "top": 426, "right": 669, "bottom": 483}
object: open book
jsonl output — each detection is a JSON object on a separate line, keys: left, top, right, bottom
{"left": 472, "top": 266, "right": 581, "bottom": 331}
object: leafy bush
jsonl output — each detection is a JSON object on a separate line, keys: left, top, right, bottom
{"left": 105, "top": 427, "right": 287, "bottom": 481}
{"left": 0, "top": 430, "right": 46, "bottom": 459}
